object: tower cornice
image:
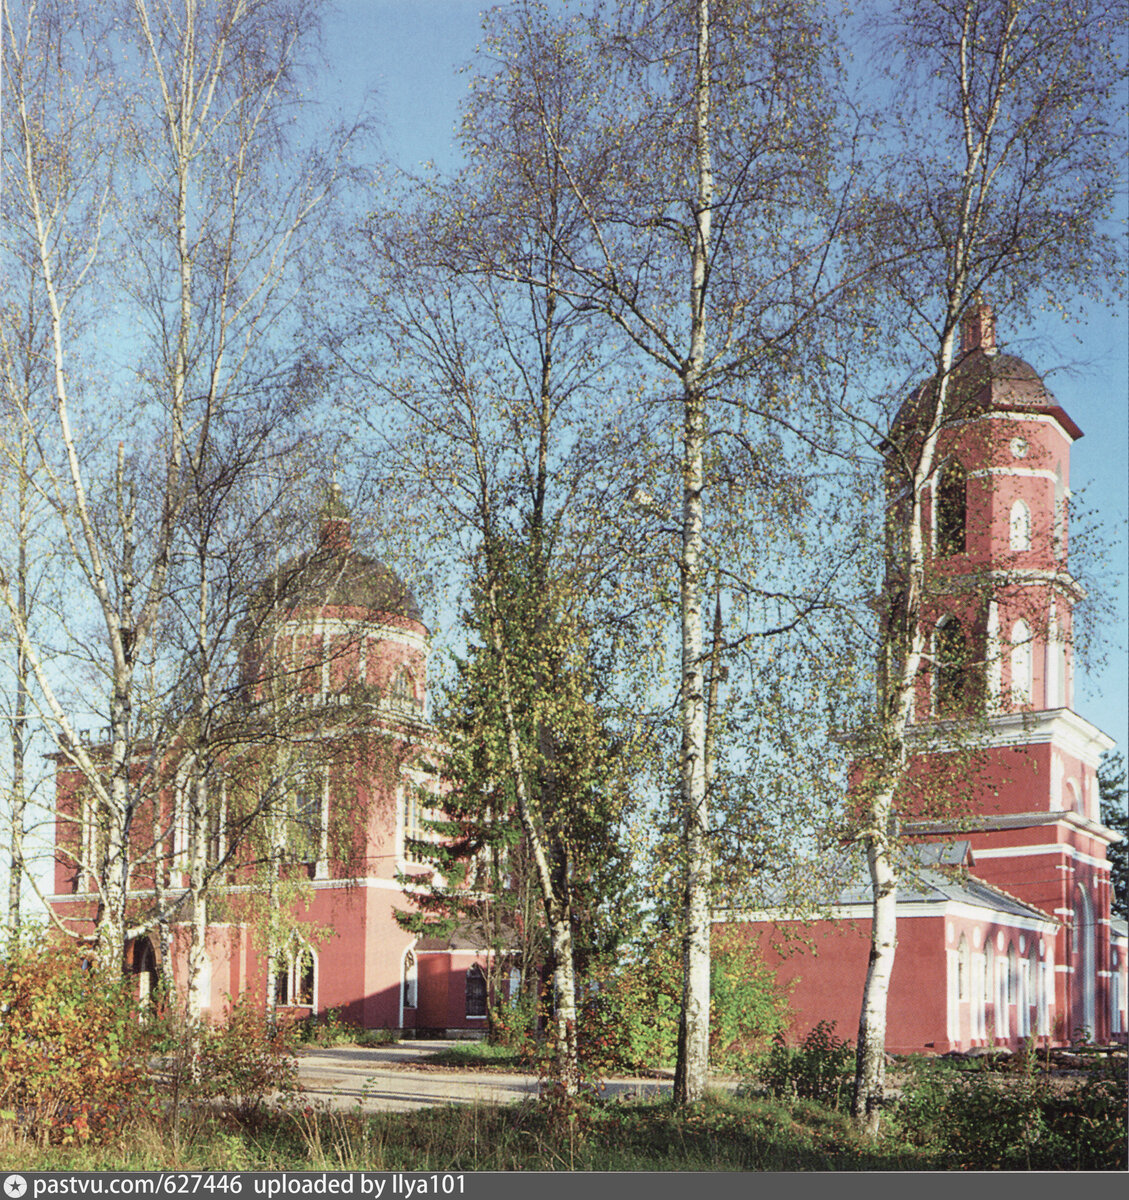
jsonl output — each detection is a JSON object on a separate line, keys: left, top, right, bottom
{"left": 904, "top": 808, "right": 1123, "bottom": 848}
{"left": 905, "top": 707, "right": 1114, "bottom": 768}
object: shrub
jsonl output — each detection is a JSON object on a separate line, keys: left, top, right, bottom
{"left": 297, "top": 1007, "right": 358, "bottom": 1046}
{"left": 918, "top": 1055, "right": 1127, "bottom": 1170}
{"left": 193, "top": 997, "right": 299, "bottom": 1127}
{"left": 578, "top": 941, "right": 681, "bottom": 1075}
{"left": 760, "top": 1021, "right": 854, "bottom": 1111}
{"left": 488, "top": 991, "right": 540, "bottom": 1052}
{"left": 709, "top": 943, "right": 790, "bottom": 1072}
{"left": 579, "top": 938, "right": 789, "bottom": 1076}
{"left": 0, "top": 933, "right": 159, "bottom": 1145}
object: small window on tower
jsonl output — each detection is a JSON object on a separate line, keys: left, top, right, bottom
{"left": 1009, "top": 499, "right": 1031, "bottom": 552}
{"left": 935, "top": 616, "right": 981, "bottom": 715}
{"left": 1009, "top": 620, "right": 1033, "bottom": 707}
{"left": 390, "top": 666, "right": 418, "bottom": 710}
{"left": 936, "top": 460, "right": 967, "bottom": 556}
{"left": 290, "top": 782, "right": 323, "bottom": 864}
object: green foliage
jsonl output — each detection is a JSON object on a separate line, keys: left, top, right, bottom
{"left": 295, "top": 1007, "right": 385, "bottom": 1047}
{"left": 487, "top": 992, "right": 540, "bottom": 1052}
{"left": 578, "top": 937, "right": 789, "bottom": 1075}
{"left": 0, "top": 934, "right": 159, "bottom": 1146}
{"left": 191, "top": 998, "right": 299, "bottom": 1127}
{"left": 760, "top": 1021, "right": 855, "bottom": 1111}
{"left": 896, "top": 1053, "right": 1128, "bottom": 1170}
{"left": 1099, "top": 751, "right": 1127, "bottom": 919}
{"left": 421, "top": 1041, "right": 523, "bottom": 1069}
{"left": 579, "top": 946, "right": 680, "bottom": 1075}
{"left": 709, "top": 943, "right": 791, "bottom": 1071}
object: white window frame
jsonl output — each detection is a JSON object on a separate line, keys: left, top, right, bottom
{"left": 996, "top": 952, "right": 1010, "bottom": 1040}
{"left": 947, "top": 949, "right": 960, "bottom": 1042}
{"left": 275, "top": 940, "right": 317, "bottom": 1010}
{"left": 1009, "top": 498, "right": 1031, "bottom": 552}
{"left": 971, "top": 953, "right": 986, "bottom": 1040}
{"left": 398, "top": 765, "right": 440, "bottom": 870}
{"left": 1010, "top": 620, "right": 1033, "bottom": 707}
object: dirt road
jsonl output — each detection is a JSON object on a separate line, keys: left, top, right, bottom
{"left": 296, "top": 1042, "right": 677, "bottom": 1113}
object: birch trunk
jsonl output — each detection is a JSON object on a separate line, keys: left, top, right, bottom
{"left": 483, "top": 575, "right": 579, "bottom": 1096}
{"left": 6, "top": 429, "right": 31, "bottom": 936}
{"left": 673, "top": 0, "right": 713, "bottom": 1106}
{"left": 853, "top": 319, "right": 961, "bottom": 1130}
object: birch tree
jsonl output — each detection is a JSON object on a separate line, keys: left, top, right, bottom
{"left": 340, "top": 47, "right": 661, "bottom": 1084}
{"left": 845, "top": 0, "right": 1126, "bottom": 1132}
{"left": 0, "top": 0, "right": 359, "bottom": 974}
{"left": 450, "top": 0, "right": 847, "bottom": 1103}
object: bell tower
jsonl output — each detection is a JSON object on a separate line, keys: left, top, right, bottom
{"left": 900, "top": 301, "right": 1118, "bottom": 1040}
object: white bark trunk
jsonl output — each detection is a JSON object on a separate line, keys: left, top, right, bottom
{"left": 674, "top": 0, "right": 713, "bottom": 1107}
{"left": 484, "top": 576, "right": 579, "bottom": 1095}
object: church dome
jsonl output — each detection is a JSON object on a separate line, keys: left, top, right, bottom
{"left": 252, "top": 486, "right": 423, "bottom": 626}
{"left": 891, "top": 301, "right": 1084, "bottom": 443}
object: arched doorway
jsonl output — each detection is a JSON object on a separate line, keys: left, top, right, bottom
{"left": 130, "top": 936, "right": 159, "bottom": 1007}
{"left": 1072, "top": 883, "right": 1096, "bottom": 1040}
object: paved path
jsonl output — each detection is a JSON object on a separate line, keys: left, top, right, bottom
{"left": 296, "top": 1042, "right": 677, "bottom": 1113}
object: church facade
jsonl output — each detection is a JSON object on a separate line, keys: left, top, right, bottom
{"left": 48, "top": 494, "right": 494, "bottom": 1035}
{"left": 722, "top": 304, "right": 1127, "bottom": 1052}
{"left": 47, "top": 304, "right": 1125, "bottom": 1051}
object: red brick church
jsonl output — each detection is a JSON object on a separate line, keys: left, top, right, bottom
{"left": 722, "top": 304, "right": 1127, "bottom": 1051}
{"left": 48, "top": 304, "right": 1125, "bottom": 1050}
{"left": 49, "top": 490, "right": 493, "bottom": 1035}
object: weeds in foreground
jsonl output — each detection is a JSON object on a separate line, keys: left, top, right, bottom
{"left": 1, "top": 1049, "right": 1123, "bottom": 1171}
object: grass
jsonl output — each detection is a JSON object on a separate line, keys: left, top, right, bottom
{"left": 2, "top": 1049, "right": 1124, "bottom": 1172}
{"left": 418, "top": 1041, "right": 527, "bottom": 1071}
{"left": 0, "top": 1092, "right": 932, "bottom": 1172}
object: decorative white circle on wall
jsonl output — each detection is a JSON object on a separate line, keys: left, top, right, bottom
{"left": 1010, "top": 437, "right": 1029, "bottom": 458}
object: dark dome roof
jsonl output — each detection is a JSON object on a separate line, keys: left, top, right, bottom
{"left": 256, "top": 542, "right": 423, "bottom": 624}
{"left": 891, "top": 347, "right": 1083, "bottom": 447}
{"left": 945, "top": 347, "right": 1083, "bottom": 439}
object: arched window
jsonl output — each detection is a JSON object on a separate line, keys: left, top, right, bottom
{"left": 290, "top": 779, "right": 324, "bottom": 865}
{"left": 465, "top": 965, "right": 488, "bottom": 1018}
{"left": 402, "top": 950, "right": 418, "bottom": 1009}
{"left": 1009, "top": 499, "right": 1031, "bottom": 552}
{"left": 1053, "top": 462, "right": 1067, "bottom": 559}
{"left": 935, "top": 617, "right": 980, "bottom": 714}
{"left": 1073, "top": 884, "right": 1096, "bottom": 1038}
{"left": 936, "top": 459, "right": 967, "bottom": 556}
{"left": 390, "top": 666, "right": 417, "bottom": 709}
{"left": 995, "top": 946, "right": 1010, "bottom": 1039}
{"left": 957, "top": 935, "right": 970, "bottom": 1002}
{"left": 1064, "top": 779, "right": 1080, "bottom": 813}
{"left": 275, "top": 940, "right": 316, "bottom": 1008}
{"left": 971, "top": 950, "right": 987, "bottom": 1041}
{"left": 508, "top": 966, "right": 522, "bottom": 1009}
{"left": 1009, "top": 620, "right": 1032, "bottom": 707}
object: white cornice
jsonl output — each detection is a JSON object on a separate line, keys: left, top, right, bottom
{"left": 718, "top": 900, "right": 1057, "bottom": 933}
{"left": 968, "top": 467, "right": 1056, "bottom": 481}
{"left": 905, "top": 809, "right": 1122, "bottom": 847}
{"left": 906, "top": 707, "right": 1114, "bottom": 765}
{"left": 270, "top": 617, "right": 430, "bottom": 655}
{"left": 48, "top": 875, "right": 418, "bottom": 905}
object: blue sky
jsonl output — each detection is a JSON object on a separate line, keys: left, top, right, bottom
{"left": 319, "top": 0, "right": 1127, "bottom": 753}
